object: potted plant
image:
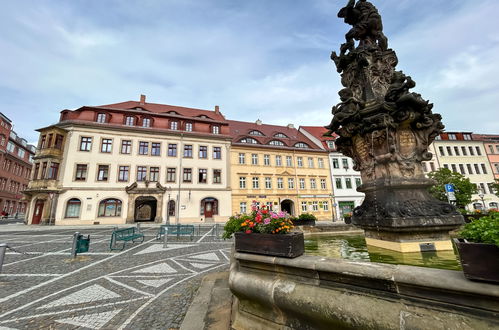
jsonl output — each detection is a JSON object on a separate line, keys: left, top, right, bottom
{"left": 453, "top": 211, "right": 499, "bottom": 283}
{"left": 292, "top": 213, "right": 317, "bottom": 226}
{"left": 343, "top": 212, "right": 353, "bottom": 224}
{"left": 223, "top": 201, "right": 304, "bottom": 258}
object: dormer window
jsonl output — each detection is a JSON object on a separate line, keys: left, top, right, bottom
{"left": 142, "top": 118, "right": 151, "bottom": 128}
{"left": 274, "top": 133, "right": 288, "bottom": 138}
{"left": 96, "top": 113, "right": 107, "bottom": 123}
{"left": 199, "top": 115, "right": 207, "bottom": 119}
{"left": 294, "top": 142, "right": 309, "bottom": 148}
{"left": 185, "top": 122, "right": 193, "bottom": 132}
{"left": 326, "top": 141, "right": 335, "bottom": 149}
{"left": 240, "top": 138, "right": 258, "bottom": 144}
{"left": 170, "top": 121, "right": 178, "bottom": 130}
{"left": 168, "top": 111, "right": 179, "bottom": 115}
{"left": 212, "top": 125, "right": 220, "bottom": 134}
{"left": 125, "top": 116, "right": 135, "bottom": 126}
{"left": 269, "top": 140, "right": 285, "bottom": 146}
{"left": 249, "top": 130, "right": 264, "bottom": 136}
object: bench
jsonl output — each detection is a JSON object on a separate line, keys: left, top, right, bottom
{"left": 110, "top": 227, "right": 144, "bottom": 251}
{"left": 157, "top": 225, "right": 195, "bottom": 241}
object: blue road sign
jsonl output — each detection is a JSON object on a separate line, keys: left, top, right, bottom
{"left": 445, "top": 184, "right": 455, "bottom": 193}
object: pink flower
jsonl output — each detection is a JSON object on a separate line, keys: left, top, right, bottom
{"left": 264, "top": 218, "right": 271, "bottom": 225}
{"left": 245, "top": 230, "right": 252, "bottom": 234}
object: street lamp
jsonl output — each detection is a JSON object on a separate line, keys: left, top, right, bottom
{"left": 478, "top": 189, "right": 487, "bottom": 212}
{"left": 166, "top": 186, "right": 171, "bottom": 224}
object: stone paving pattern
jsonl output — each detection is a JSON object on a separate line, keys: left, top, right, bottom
{"left": 0, "top": 225, "right": 232, "bottom": 329}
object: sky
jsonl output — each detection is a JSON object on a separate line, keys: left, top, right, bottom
{"left": 1, "top": 0, "right": 498, "bottom": 143}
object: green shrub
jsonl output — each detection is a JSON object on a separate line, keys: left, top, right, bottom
{"left": 458, "top": 212, "right": 499, "bottom": 246}
{"left": 298, "top": 213, "right": 317, "bottom": 221}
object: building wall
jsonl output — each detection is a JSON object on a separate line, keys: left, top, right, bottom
{"left": 483, "top": 142, "right": 499, "bottom": 180}
{"left": 230, "top": 146, "right": 332, "bottom": 220}
{"left": 27, "top": 125, "right": 232, "bottom": 225}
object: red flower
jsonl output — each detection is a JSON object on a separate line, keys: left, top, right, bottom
{"left": 262, "top": 210, "right": 268, "bottom": 214}
{"left": 245, "top": 230, "right": 252, "bottom": 234}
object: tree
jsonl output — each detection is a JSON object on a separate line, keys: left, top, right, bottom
{"left": 428, "top": 168, "right": 477, "bottom": 209}
{"left": 491, "top": 179, "right": 499, "bottom": 198}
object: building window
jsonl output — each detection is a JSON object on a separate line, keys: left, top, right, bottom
{"left": 197, "top": 169, "right": 208, "bottom": 183}
{"left": 250, "top": 130, "right": 264, "bottom": 136}
{"left": 301, "top": 201, "right": 307, "bottom": 212}
{"left": 335, "top": 178, "right": 342, "bottom": 189}
{"left": 184, "top": 145, "right": 193, "bottom": 158}
{"left": 463, "top": 134, "right": 472, "bottom": 140}
{"left": 199, "top": 146, "right": 208, "bottom": 159}
{"left": 277, "top": 178, "right": 283, "bottom": 189}
{"left": 139, "top": 142, "right": 149, "bottom": 155}
{"left": 118, "top": 166, "right": 129, "bottom": 182}
{"left": 183, "top": 168, "right": 192, "bottom": 182}
{"left": 213, "top": 169, "right": 221, "bottom": 184}
{"left": 466, "top": 164, "right": 473, "bottom": 174}
{"left": 55, "top": 135, "right": 64, "bottom": 149}
{"left": 443, "top": 164, "right": 449, "bottom": 169}
{"left": 274, "top": 133, "right": 288, "bottom": 138}
{"left": 342, "top": 158, "right": 349, "bottom": 169}
{"left": 265, "top": 177, "right": 272, "bottom": 189}
{"left": 294, "top": 142, "right": 309, "bottom": 148}
{"left": 185, "top": 122, "right": 193, "bottom": 132}
{"left": 251, "top": 154, "right": 258, "bottom": 165}
{"left": 240, "top": 202, "right": 247, "bottom": 214}
{"left": 345, "top": 178, "right": 352, "bottom": 189}
{"left": 332, "top": 158, "right": 339, "bottom": 169}
{"left": 75, "top": 164, "right": 87, "bottom": 181}
{"left": 239, "top": 177, "right": 246, "bottom": 189}
{"left": 238, "top": 153, "right": 245, "bottom": 164}
{"left": 168, "top": 144, "right": 177, "bottom": 157}
{"left": 438, "top": 146, "right": 445, "bottom": 156}
{"left": 454, "top": 146, "right": 460, "bottom": 156}
{"left": 79, "top": 137, "right": 92, "bottom": 151}
{"left": 286, "top": 156, "right": 292, "bottom": 167}
{"left": 469, "top": 146, "right": 475, "bottom": 156}
{"left": 307, "top": 157, "right": 314, "bottom": 168}
{"left": 142, "top": 118, "right": 151, "bottom": 128}
{"left": 276, "top": 156, "right": 282, "bottom": 166}
{"left": 240, "top": 138, "right": 258, "bottom": 144}
{"left": 495, "top": 164, "right": 499, "bottom": 173}
{"left": 310, "top": 178, "right": 317, "bottom": 189}
{"left": 137, "top": 166, "right": 147, "bottom": 181}
{"left": 166, "top": 168, "right": 176, "bottom": 183}
{"left": 170, "top": 121, "right": 178, "bottom": 130}
{"left": 474, "top": 164, "right": 480, "bottom": 174}
{"left": 476, "top": 146, "right": 482, "bottom": 156}
{"left": 299, "top": 178, "right": 305, "bottom": 189}
{"left": 65, "top": 199, "right": 81, "bottom": 218}
{"left": 101, "top": 139, "right": 112, "bottom": 153}
{"left": 98, "top": 199, "right": 122, "bottom": 217}
{"left": 17, "top": 148, "right": 25, "bottom": 159}
{"left": 121, "top": 140, "right": 131, "bottom": 154}
{"left": 461, "top": 146, "right": 467, "bottom": 156}
{"left": 312, "top": 201, "right": 318, "bottom": 211}
{"left": 149, "top": 167, "right": 159, "bottom": 181}
{"left": 446, "top": 146, "right": 452, "bottom": 156}
{"left": 266, "top": 202, "right": 273, "bottom": 210}
{"left": 448, "top": 133, "right": 457, "bottom": 140}
{"left": 297, "top": 157, "right": 303, "bottom": 167}
{"left": 40, "top": 135, "right": 46, "bottom": 149}
{"left": 451, "top": 164, "right": 457, "bottom": 173}
{"left": 327, "top": 141, "right": 335, "bottom": 149}
{"left": 355, "top": 177, "right": 362, "bottom": 188}
{"left": 213, "top": 147, "right": 222, "bottom": 159}
{"left": 269, "top": 140, "right": 285, "bottom": 146}
{"left": 252, "top": 177, "right": 259, "bottom": 189}
{"left": 125, "top": 116, "right": 135, "bottom": 126}
{"left": 212, "top": 126, "right": 220, "bottom": 134}
{"left": 323, "top": 201, "right": 329, "bottom": 211}
{"left": 321, "top": 178, "right": 327, "bottom": 189}
{"left": 481, "top": 164, "right": 488, "bottom": 174}
{"left": 47, "top": 162, "right": 59, "bottom": 180}
{"left": 264, "top": 154, "right": 270, "bottom": 166}
{"left": 149, "top": 143, "right": 160, "bottom": 156}
{"left": 288, "top": 178, "right": 294, "bottom": 189}
{"left": 489, "top": 145, "right": 494, "bottom": 154}
{"left": 318, "top": 158, "right": 324, "bottom": 168}
{"left": 96, "top": 113, "right": 107, "bottom": 123}
{"left": 97, "top": 165, "right": 109, "bottom": 181}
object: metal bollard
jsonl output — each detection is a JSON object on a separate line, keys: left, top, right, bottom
{"left": 71, "top": 232, "right": 80, "bottom": 258}
{"left": 136, "top": 223, "right": 141, "bottom": 233}
{"left": 0, "top": 243, "right": 7, "bottom": 274}
{"left": 163, "top": 227, "right": 168, "bottom": 248}
{"left": 215, "top": 223, "right": 218, "bottom": 238}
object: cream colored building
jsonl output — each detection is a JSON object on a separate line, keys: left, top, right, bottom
{"left": 25, "top": 96, "right": 232, "bottom": 225}
{"left": 229, "top": 120, "right": 332, "bottom": 220}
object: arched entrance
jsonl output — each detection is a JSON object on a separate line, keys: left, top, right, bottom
{"left": 134, "top": 196, "right": 157, "bottom": 222}
{"left": 32, "top": 199, "right": 45, "bottom": 225}
{"left": 201, "top": 197, "right": 218, "bottom": 219}
{"left": 280, "top": 199, "right": 294, "bottom": 216}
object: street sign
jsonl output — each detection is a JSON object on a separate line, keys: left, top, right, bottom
{"left": 447, "top": 191, "right": 456, "bottom": 201}
{"left": 445, "top": 184, "right": 455, "bottom": 193}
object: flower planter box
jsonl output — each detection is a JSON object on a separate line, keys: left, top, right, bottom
{"left": 291, "top": 219, "right": 316, "bottom": 227}
{"left": 462, "top": 214, "right": 485, "bottom": 223}
{"left": 234, "top": 232, "right": 304, "bottom": 258}
{"left": 453, "top": 238, "right": 499, "bottom": 283}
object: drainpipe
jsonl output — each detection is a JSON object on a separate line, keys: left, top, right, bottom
{"left": 293, "top": 150, "right": 300, "bottom": 216}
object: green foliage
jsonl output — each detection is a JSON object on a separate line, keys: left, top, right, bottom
{"left": 297, "top": 213, "right": 317, "bottom": 221}
{"left": 222, "top": 215, "right": 249, "bottom": 239}
{"left": 458, "top": 211, "right": 499, "bottom": 246}
{"left": 490, "top": 179, "right": 499, "bottom": 198}
{"left": 428, "top": 168, "right": 477, "bottom": 208}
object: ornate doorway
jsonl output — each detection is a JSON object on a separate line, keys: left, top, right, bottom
{"left": 134, "top": 196, "right": 157, "bottom": 222}
{"left": 32, "top": 200, "right": 45, "bottom": 225}
{"left": 201, "top": 198, "right": 218, "bottom": 219}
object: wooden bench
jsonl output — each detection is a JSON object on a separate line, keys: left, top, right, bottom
{"left": 110, "top": 227, "right": 144, "bottom": 251}
{"left": 157, "top": 225, "right": 195, "bottom": 241}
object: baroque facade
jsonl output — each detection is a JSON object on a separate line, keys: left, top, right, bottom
{"left": 300, "top": 126, "right": 364, "bottom": 221}
{"left": 25, "top": 95, "right": 232, "bottom": 225}
{"left": 229, "top": 120, "right": 332, "bottom": 221}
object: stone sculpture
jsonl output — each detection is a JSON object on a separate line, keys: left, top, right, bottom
{"left": 326, "top": 0, "right": 463, "bottom": 252}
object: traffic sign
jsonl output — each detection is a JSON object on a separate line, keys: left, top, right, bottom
{"left": 444, "top": 184, "right": 455, "bottom": 193}
{"left": 447, "top": 191, "right": 456, "bottom": 201}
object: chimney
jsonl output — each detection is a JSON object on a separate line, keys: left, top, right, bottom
{"left": 140, "top": 94, "right": 146, "bottom": 105}
{"left": 256, "top": 119, "right": 262, "bottom": 125}
{"left": 214, "top": 105, "right": 220, "bottom": 114}
{"left": 287, "top": 123, "right": 295, "bottom": 129}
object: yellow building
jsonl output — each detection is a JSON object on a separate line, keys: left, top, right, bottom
{"left": 228, "top": 120, "right": 333, "bottom": 220}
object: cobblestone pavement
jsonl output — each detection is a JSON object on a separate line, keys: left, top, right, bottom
{"left": 0, "top": 225, "right": 232, "bottom": 329}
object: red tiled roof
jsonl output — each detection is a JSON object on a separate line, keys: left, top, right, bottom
{"left": 300, "top": 126, "right": 338, "bottom": 150}
{"left": 94, "top": 100, "right": 226, "bottom": 122}
{"left": 228, "top": 120, "right": 323, "bottom": 151}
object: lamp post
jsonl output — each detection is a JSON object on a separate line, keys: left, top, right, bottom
{"left": 166, "top": 186, "right": 171, "bottom": 225}
{"left": 479, "top": 189, "right": 487, "bottom": 212}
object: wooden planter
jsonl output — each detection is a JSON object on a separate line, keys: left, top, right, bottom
{"left": 291, "top": 219, "right": 316, "bottom": 226}
{"left": 234, "top": 232, "right": 304, "bottom": 258}
{"left": 453, "top": 238, "right": 499, "bottom": 283}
